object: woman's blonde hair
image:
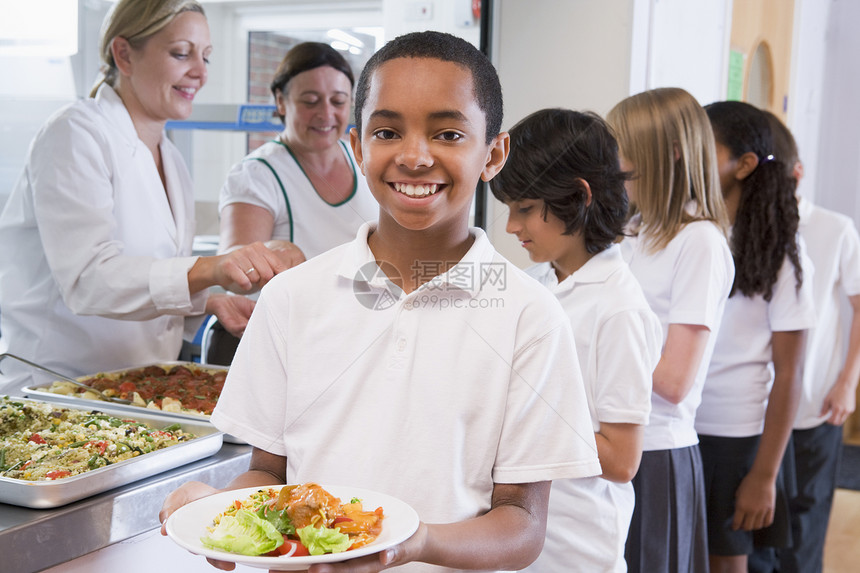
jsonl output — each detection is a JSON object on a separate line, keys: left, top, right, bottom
{"left": 89, "top": 0, "right": 205, "bottom": 97}
{"left": 607, "top": 87, "right": 728, "bottom": 252}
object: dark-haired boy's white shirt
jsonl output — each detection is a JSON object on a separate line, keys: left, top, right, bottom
{"left": 523, "top": 244, "right": 661, "bottom": 573}
{"left": 212, "top": 222, "right": 601, "bottom": 573}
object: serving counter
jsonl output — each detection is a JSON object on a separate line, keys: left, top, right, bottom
{"left": 0, "top": 443, "right": 252, "bottom": 573}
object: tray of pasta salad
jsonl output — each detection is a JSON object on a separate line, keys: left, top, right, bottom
{"left": 165, "top": 482, "right": 419, "bottom": 570}
{"left": 0, "top": 395, "right": 222, "bottom": 508}
{"left": 23, "top": 361, "right": 228, "bottom": 422}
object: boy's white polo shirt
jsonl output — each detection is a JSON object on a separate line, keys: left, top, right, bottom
{"left": 524, "top": 245, "right": 661, "bottom": 573}
{"left": 528, "top": 246, "right": 660, "bottom": 431}
{"left": 697, "top": 239, "right": 816, "bottom": 437}
{"left": 212, "top": 223, "right": 601, "bottom": 546}
{"left": 795, "top": 197, "right": 860, "bottom": 429}
{"left": 621, "top": 219, "right": 734, "bottom": 450}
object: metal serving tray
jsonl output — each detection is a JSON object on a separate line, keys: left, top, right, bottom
{"left": 23, "top": 361, "right": 225, "bottom": 422}
{"left": 23, "top": 362, "right": 244, "bottom": 444}
{"left": 0, "top": 397, "right": 223, "bottom": 509}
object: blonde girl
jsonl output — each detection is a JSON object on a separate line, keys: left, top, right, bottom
{"left": 0, "top": 0, "right": 291, "bottom": 393}
{"left": 607, "top": 87, "right": 735, "bottom": 573}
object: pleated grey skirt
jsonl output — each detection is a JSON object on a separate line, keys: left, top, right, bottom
{"left": 625, "top": 445, "right": 710, "bottom": 573}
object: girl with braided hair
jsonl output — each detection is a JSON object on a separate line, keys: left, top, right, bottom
{"left": 696, "top": 101, "right": 816, "bottom": 573}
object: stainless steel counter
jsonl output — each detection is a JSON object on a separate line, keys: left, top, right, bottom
{"left": 0, "top": 443, "right": 252, "bottom": 573}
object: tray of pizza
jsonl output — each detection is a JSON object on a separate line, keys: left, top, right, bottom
{"left": 23, "top": 362, "right": 227, "bottom": 421}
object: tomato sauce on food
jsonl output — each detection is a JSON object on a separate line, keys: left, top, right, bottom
{"left": 84, "top": 365, "right": 226, "bottom": 415}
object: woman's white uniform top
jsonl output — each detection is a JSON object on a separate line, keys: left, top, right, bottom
{"left": 218, "top": 139, "right": 378, "bottom": 259}
{"left": 794, "top": 197, "right": 860, "bottom": 429}
{"left": 622, "top": 218, "right": 734, "bottom": 451}
{"left": 211, "top": 223, "right": 602, "bottom": 573}
{"left": 522, "top": 245, "right": 661, "bottom": 573}
{"left": 697, "top": 237, "right": 816, "bottom": 437}
{"left": 0, "top": 84, "right": 206, "bottom": 392}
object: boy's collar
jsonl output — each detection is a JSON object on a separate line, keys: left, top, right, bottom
{"left": 339, "top": 222, "right": 495, "bottom": 298}
{"left": 552, "top": 244, "right": 623, "bottom": 291}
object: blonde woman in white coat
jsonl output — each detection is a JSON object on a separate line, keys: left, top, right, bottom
{"left": 0, "top": 0, "right": 292, "bottom": 392}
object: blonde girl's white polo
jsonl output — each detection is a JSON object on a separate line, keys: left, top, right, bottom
{"left": 794, "top": 197, "right": 860, "bottom": 429}
{"left": 621, "top": 219, "right": 735, "bottom": 451}
{"left": 696, "top": 238, "right": 817, "bottom": 437}
{"left": 211, "top": 224, "right": 601, "bottom": 573}
{"left": 218, "top": 139, "right": 378, "bottom": 259}
{"left": 523, "top": 245, "right": 662, "bottom": 573}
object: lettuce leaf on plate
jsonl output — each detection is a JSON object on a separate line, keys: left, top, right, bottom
{"left": 296, "top": 524, "right": 350, "bottom": 555}
{"left": 201, "top": 509, "right": 284, "bottom": 556}
{"left": 256, "top": 504, "right": 295, "bottom": 535}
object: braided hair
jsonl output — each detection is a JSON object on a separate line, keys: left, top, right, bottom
{"left": 705, "top": 101, "right": 801, "bottom": 301}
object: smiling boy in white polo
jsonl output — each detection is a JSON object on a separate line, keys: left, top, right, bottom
{"left": 162, "top": 31, "right": 600, "bottom": 573}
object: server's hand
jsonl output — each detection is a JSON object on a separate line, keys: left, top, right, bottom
{"left": 206, "top": 294, "right": 255, "bottom": 338}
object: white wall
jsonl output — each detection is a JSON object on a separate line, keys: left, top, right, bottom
{"left": 488, "top": 0, "right": 860, "bottom": 268}
{"left": 0, "top": 0, "right": 110, "bottom": 206}
{"left": 786, "top": 0, "right": 829, "bottom": 204}
{"left": 646, "top": 0, "right": 730, "bottom": 107}
{"left": 489, "top": 0, "right": 641, "bottom": 267}
{"left": 808, "top": 0, "right": 860, "bottom": 224}
{"left": 488, "top": 0, "right": 731, "bottom": 267}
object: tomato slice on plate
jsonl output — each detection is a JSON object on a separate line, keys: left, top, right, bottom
{"left": 265, "top": 537, "right": 310, "bottom": 557}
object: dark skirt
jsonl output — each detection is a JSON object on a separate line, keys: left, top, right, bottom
{"left": 698, "top": 434, "right": 793, "bottom": 556}
{"left": 625, "top": 445, "right": 710, "bottom": 573}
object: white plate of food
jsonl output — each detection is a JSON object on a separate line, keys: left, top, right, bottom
{"left": 165, "top": 483, "right": 420, "bottom": 570}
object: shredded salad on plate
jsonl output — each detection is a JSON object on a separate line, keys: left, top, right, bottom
{"left": 202, "top": 483, "right": 385, "bottom": 557}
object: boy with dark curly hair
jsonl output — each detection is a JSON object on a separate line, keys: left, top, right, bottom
{"left": 492, "top": 108, "right": 662, "bottom": 572}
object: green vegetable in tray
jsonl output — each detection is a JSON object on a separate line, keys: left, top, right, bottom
{"left": 295, "top": 524, "right": 350, "bottom": 556}
{"left": 201, "top": 509, "right": 284, "bottom": 556}
{"left": 0, "top": 395, "right": 195, "bottom": 481}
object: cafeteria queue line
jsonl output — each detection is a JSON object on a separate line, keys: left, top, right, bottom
{"left": 1, "top": 1, "right": 859, "bottom": 572}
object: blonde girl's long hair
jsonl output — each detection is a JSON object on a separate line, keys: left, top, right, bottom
{"left": 607, "top": 87, "right": 728, "bottom": 253}
{"left": 89, "top": 0, "right": 205, "bottom": 98}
